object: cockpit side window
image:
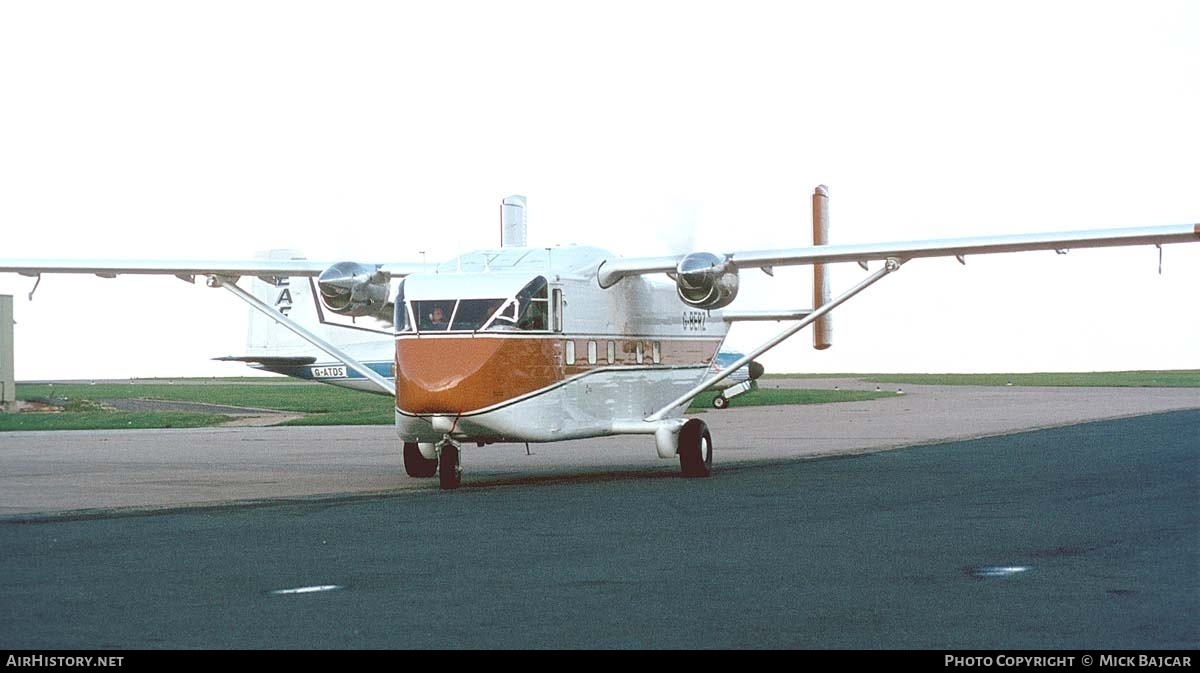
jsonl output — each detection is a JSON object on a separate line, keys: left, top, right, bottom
{"left": 515, "top": 276, "right": 549, "bottom": 331}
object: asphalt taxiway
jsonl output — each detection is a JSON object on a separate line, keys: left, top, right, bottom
{"left": 0, "top": 379, "right": 1197, "bottom": 515}
{"left": 0, "top": 380, "right": 1196, "bottom": 648}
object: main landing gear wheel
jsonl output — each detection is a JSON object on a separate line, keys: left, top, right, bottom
{"left": 678, "top": 418, "right": 713, "bottom": 478}
{"left": 439, "top": 444, "right": 462, "bottom": 491}
{"left": 712, "top": 395, "right": 729, "bottom": 409}
{"left": 403, "top": 442, "right": 437, "bottom": 478}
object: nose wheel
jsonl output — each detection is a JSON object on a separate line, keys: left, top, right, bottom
{"left": 438, "top": 443, "right": 462, "bottom": 490}
{"left": 403, "top": 442, "right": 438, "bottom": 478}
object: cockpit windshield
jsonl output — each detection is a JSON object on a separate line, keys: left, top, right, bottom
{"left": 399, "top": 276, "right": 553, "bottom": 334}
{"left": 411, "top": 299, "right": 503, "bottom": 331}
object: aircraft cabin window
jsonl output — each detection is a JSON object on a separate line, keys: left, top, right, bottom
{"left": 587, "top": 340, "right": 598, "bottom": 365}
{"left": 565, "top": 340, "right": 576, "bottom": 365}
{"left": 636, "top": 342, "right": 644, "bottom": 364}
{"left": 652, "top": 341, "right": 661, "bottom": 364}
{"left": 606, "top": 341, "right": 615, "bottom": 364}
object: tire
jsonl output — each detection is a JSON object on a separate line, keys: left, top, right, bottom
{"left": 403, "top": 442, "right": 437, "bottom": 478}
{"left": 678, "top": 418, "right": 713, "bottom": 478}
{"left": 712, "top": 395, "right": 729, "bottom": 409}
{"left": 439, "top": 444, "right": 462, "bottom": 490}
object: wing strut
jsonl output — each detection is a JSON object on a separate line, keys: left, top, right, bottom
{"left": 644, "top": 258, "right": 902, "bottom": 422}
{"left": 208, "top": 275, "right": 396, "bottom": 396}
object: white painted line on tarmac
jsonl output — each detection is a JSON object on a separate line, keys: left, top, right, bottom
{"left": 967, "top": 565, "right": 1030, "bottom": 578}
{"left": 270, "top": 584, "right": 344, "bottom": 595}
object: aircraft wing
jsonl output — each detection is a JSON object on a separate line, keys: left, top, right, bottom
{"left": 0, "top": 256, "right": 423, "bottom": 396}
{"left": 0, "top": 259, "right": 423, "bottom": 281}
{"left": 597, "top": 223, "right": 1200, "bottom": 287}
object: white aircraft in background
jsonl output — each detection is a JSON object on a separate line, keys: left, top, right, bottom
{"left": 2, "top": 188, "right": 1196, "bottom": 489}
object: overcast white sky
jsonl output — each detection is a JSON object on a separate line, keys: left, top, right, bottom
{"left": 1, "top": 1, "right": 1197, "bottom": 380}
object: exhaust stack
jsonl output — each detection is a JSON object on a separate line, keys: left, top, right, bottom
{"left": 812, "top": 185, "right": 832, "bottom": 350}
{"left": 501, "top": 195, "right": 527, "bottom": 247}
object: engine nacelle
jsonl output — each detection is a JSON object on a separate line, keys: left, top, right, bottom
{"left": 675, "top": 252, "right": 739, "bottom": 309}
{"left": 317, "top": 261, "right": 392, "bottom": 318}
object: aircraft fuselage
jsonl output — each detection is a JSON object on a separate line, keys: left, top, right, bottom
{"left": 392, "top": 245, "right": 727, "bottom": 444}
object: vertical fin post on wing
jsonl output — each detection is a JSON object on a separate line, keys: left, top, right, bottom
{"left": 812, "top": 185, "right": 832, "bottom": 350}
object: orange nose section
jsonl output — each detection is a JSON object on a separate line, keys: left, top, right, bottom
{"left": 395, "top": 336, "right": 562, "bottom": 414}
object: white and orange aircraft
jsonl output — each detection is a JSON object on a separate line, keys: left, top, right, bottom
{"left": 218, "top": 222, "right": 765, "bottom": 410}
{"left": 186, "top": 195, "right": 764, "bottom": 414}
{"left": 2, "top": 188, "right": 1197, "bottom": 489}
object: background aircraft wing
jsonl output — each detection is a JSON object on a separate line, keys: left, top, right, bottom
{"left": 597, "top": 223, "right": 1200, "bottom": 287}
